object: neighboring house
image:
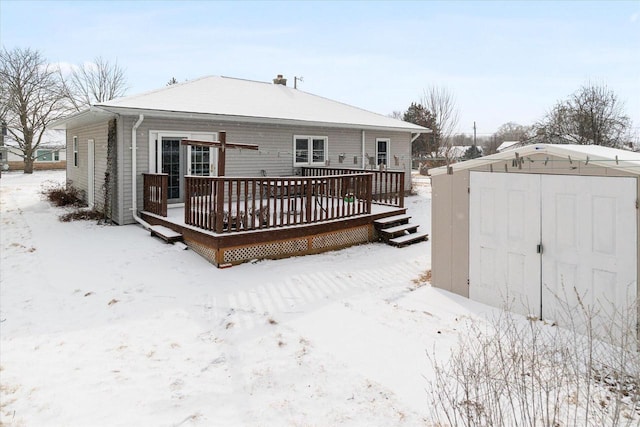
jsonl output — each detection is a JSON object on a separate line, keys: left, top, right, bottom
{"left": 53, "top": 75, "right": 430, "bottom": 266}
{"left": 1, "top": 129, "right": 67, "bottom": 171}
{"left": 430, "top": 144, "right": 639, "bottom": 340}
{"left": 449, "top": 145, "right": 483, "bottom": 160}
{"left": 496, "top": 140, "right": 523, "bottom": 152}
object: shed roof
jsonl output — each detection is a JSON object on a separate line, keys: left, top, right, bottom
{"left": 430, "top": 144, "right": 640, "bottom": 176}
{"left": 54, "top": 75, "right": 430, "bottom": 133}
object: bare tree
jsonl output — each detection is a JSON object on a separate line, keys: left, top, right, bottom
{"left": 61, "top": 57, "right": 128, "bottom": 111}
{"left": 494, "top": 121, "right": 533, "bottom": 143}
{"left": 421, "top": 85, "right": 460, "bottom": 162}
{"left": 0, "top": 47, "right": 68, "bottom": 173}
{"left": 166, "top": 76, "right": 179, "bottom": 86}
{"left": 537, "top": 83, "right": 631, "bottom": 147}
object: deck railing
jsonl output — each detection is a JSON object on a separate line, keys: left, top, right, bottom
{"left": 184, "top": 174, "right": 373, "bottom": 233}
{"left": 143, "top": 173, "right": 168, "bottom": 217}
{"left": 301, "top": 167, "right": 405, "bottom": 208}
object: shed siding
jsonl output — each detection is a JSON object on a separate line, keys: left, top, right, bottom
{"left": 431, "top": 152, "right": 640, "bottom": 302}
{"left": 118, "top": 115, "right": 414, "bottom": 224}
{"left": 431, "top": 171, "right": 470, "bottom": 296}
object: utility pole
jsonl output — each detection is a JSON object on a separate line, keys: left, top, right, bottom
{"left": 294, "top": 76, "right": 303, "bottom": 89}
{"left": 473, "top": 121, "right": 477, "bottom": 147}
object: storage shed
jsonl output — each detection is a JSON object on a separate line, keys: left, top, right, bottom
{"left": 430, "top": 144, "right": 639, "bottom": 334}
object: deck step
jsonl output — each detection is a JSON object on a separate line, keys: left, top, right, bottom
{"left": 150, "top": 225, "right": 183, "bottom": 243}
{"left": 373, "top": 214, "right": 412, "bottom": 229}
{"left": 378, "top": 223, "right": 419, "bottom": 239}
{"left": 388, "top": 231, "right": 429, "bottom": 247}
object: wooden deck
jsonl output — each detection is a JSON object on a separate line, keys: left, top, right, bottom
{"left": 141, "top": 171, "right": 408, "bottom": 267}
{"left": 142, "top": 202, "right": 406, "bottom": 267}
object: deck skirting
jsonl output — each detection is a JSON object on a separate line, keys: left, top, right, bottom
{"left": 215, "top": 224, "right": 372, "bottom": 265}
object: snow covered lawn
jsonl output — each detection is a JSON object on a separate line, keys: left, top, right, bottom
{"left": 0, "top": 170, "right": 491, "bottom": 426}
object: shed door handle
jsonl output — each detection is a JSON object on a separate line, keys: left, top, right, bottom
{"left": 537, "top": 244, "right": 543, "bottom": 254}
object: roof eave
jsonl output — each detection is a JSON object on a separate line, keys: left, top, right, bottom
{"left": 430, "top": 144, "right": 640, "bottom": 176}
{"left": 50, "top": 107, "right": 116, "bottom": 129}
{"left": 95, "top": 105, "right": 430, "bottom": 134}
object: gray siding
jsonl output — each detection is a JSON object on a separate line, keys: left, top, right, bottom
{"left": 118, "top": 115, "right": 416, "bottom": 225}
{"left": 66, "top": 121, "right": 109, "bottom": 209}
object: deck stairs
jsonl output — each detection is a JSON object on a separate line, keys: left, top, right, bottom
{"left": 149, "top": 225, "right": 183, "bottom": 244}
{"left": 374, "top": 214, "right": 429, "bottom": 247}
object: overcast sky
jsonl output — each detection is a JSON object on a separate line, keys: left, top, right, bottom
{"left": 1, "top": 0, "right": 638, "bottom": 137}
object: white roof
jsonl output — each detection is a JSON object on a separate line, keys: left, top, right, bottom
{"left": 430, "top": 144, "right": 640, "bottom": 176}
{"left": 496, "top": 140, "right": 522, "bottom": 152}
{"left": 86, "top": 75, "right": 429, "bottom": 133}
{"left": 448, "top": 145, "right": 483, "bottom": 159}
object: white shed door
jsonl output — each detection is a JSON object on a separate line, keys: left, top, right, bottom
{"left": 540, "top": 175, "right": 637, "bottom": 331}
{"left": 469, "top": 172, "right": 542, "bottom": 316}
{"left": 470, "top": 172, "right": 637, "bottom": 330}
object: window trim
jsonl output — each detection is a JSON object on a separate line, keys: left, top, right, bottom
{"left": 73, "top": 136, "right": 78, "bottom": 167}
{"left": 376, "top": 138, "right": 390, "bottom": 166}
{"left": 293, "top": 135, "right": 328, "bottom": 167}
{"left": 35, "top": 149, "right": 59, "bottom": 162}
{"left": 148, "top": 130, "right": 218, "bottom": 176}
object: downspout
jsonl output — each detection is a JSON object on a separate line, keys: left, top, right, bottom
{"left": 361, "top": 130, "right": 366, "bottom": 169}
{"left": 131, "top": 114, "right": 151, "bottom": 229}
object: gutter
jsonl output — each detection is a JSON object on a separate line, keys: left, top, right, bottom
{"left": 95, "top": 105, "right": 430, "bottom": 134}
{"left": 131, "top": 114, "right": 151, "bottom": 229}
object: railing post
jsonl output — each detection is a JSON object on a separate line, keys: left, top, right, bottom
{"left": 143, "top": 174, "right": 150, "bottom": 213}
{"left": 160, "top": 174, "right": 167, "bottom": 216}
{"left": 215, "top": 179, "right": 224, "bottom": 233}
{"left": 186, "top": 176, "right": 192, "bottom": 225}
{"left": 399, "top": 171, "right": 405, "bottom": 208}
{"left": 366, "top": 174, "right": 372, "bottom": 213}
{"left": 305, "top": 177, "right": 312, "bottom": 223}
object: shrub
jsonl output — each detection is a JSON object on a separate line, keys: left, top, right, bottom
{"left": 427, "top": 288, "right": 640, "bottom": 427}
{"left": 59, "top": 209, "right": 104, "bottom": 222}
{"left": 41, "top": 180, "right": 85, "bottom": 207}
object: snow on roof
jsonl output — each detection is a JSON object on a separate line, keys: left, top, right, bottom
{"left": 92, "top": 75, "right": 428, "bottom": 132}
{"left": 430, "top": 144, "right": 640, "bottom": 176}
{"left": 496, "top": 140, "right": 522, "bottom": 152}
{"left": 448, "top": 145, "right": 483, "bottom": 159}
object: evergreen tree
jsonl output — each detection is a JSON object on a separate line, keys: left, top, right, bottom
{"left": 463, "top": 145, "right": 482, "bottom": 160}
{"left": 403, "top": 103, "right": 438, "bottom": 156}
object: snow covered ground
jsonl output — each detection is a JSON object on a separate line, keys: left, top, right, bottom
{"left": 0, "top": 170, "right": 494, "bottom": 426}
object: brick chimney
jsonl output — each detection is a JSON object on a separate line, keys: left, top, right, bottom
{"left": 273, "top": 74, "right": 287, "bottom": 86}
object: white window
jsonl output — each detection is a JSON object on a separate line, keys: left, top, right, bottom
{"left": 376, "top": 138, "right": 390, "bottom": 166}
{"left": 294, "top": 135, "right": 327, "bottom": 166}
{"left": 73, "top": 136, "right": 78, "bottom": 167}
{"left": 36, "top": 149, "right": 59, "bottom": 162}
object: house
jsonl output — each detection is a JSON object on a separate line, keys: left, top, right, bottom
{"left": 430, "top": 144, "right": 638, "bottom": 339}
{"left": 53, "top": 75, "right": 430, "bottom": 265}
{"left": 496, "top": 140, "right": 523, "bottom": 152}
{"left": 1, "top": 129, "right": 66, "bottom": 171}
{"left": 449, "top": 144, "right": 483, "bottom": 160}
